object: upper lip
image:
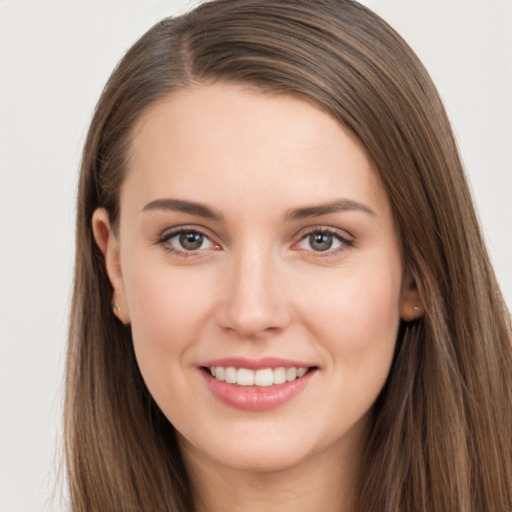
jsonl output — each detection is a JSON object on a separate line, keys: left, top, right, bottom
{"left": 200, "top": 357, "right": 316, "bottom": 370}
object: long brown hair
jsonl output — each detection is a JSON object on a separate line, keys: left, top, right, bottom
{"left": 66, "top": 1, "right": 512, "bottom": 510}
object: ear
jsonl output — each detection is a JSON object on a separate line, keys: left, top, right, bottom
{"left": 400, "top": 271, "right": 423, "bottom": 322}
{"left": 92, "top": 208, "right": 130, "bottom": 324}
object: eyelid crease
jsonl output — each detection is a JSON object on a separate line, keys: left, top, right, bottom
{"left": 153, "top": 225, "right": 219, "bottom": 254}
{"left": 152, "top": 225, "right": 355, "bottom": 258}
{"left": 303, "top": 226, "right": 354, "bottom": 240}
{"left": 294, "top": 225, "right": 355, "bottom": 245}
{"left": 300, "top": 226, "right": 356, "bottom": 255}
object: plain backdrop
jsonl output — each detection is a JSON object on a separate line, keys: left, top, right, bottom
{"left": 1, "top": 1, "right": 510, "bottom": 510}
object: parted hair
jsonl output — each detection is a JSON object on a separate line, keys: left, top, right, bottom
{"left": 66, "top": 1, "right": 512, "bottom": 510}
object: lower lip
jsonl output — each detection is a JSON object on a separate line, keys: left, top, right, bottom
{"left": 201, "top": 369, "right": 315, "bottom": 411}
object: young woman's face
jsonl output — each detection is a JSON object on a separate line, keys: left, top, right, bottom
{"left": 95, "top": 84, "right": 418, "bottom": 475}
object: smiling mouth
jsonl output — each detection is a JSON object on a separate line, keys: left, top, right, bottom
{"left": 202, "top": 366, "right": 315, "bottom": 387}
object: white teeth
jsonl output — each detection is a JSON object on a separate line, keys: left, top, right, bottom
{"left": 297, "top": 367, "right": 308, "bottom": 377}
{"left": 254, "top": 368, "right": 274, "bottom": 387}
{"left": 237, "top": 368, "right": 255, "bottom": 386}
{"left": 225, "top": 367, "right": 237, "bottom": 384}
{"left": 273, "top": 367, "right": 287, "bottom": 385}
{"left": 208, "top": 366, "right": 310, "bottom": 386}
{"left": 286, "top": 367, "right": 297, "bottom": 381}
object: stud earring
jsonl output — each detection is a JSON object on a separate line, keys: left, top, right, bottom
{"left": 111, "top": 302, "right": 121, "bottom": 314}
{"left": 413, "top": 305, "right": 421, "bottom": 312}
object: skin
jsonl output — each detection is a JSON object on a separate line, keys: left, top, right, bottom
{"left": 93, "top": 84, "right": 421, "bottom": 511}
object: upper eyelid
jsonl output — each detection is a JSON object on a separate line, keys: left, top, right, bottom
{"left": 154, "top": 224, "right": 354, "bottom": 248}
{"left": 155, "top": 227, "right": 219, "bottom": 256}
{"left": 293, "top": 227, "right": 355, "bottom": 255}
{"left": 153, "top": 225, "right": 218, "bottom": 251}
{"left": 295, "top": 225, "right": 354, "bottom": 241}
{"left": 158, "top": 225, "right": 213, "bottom": 240}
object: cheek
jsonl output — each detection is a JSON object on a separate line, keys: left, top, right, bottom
{"left": 302, "top": 260, "right": 402, "bottom": 372}
{"left": 123, "top": 259, "right": 214, "bottom": 384}
{"left": 297, "top": 262, "right": 402, "bottom": 439}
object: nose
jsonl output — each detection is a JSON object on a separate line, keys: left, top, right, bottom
{"left": 215, "top": 246, "right": 292, "bottom": 339}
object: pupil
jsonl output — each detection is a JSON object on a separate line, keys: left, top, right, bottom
{"left": 310, "top": 232, "right": 333, "bottom": 251}
{"left": 180, "top": 232, "right": 203, "bottom": 250}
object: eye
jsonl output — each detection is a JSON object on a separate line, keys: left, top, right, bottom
{"left": 175, "top": 231, "right": 209, "bottom": 251}
{"left": 297, "top": 229, "right": 353, "bottom": 253}
{"left": 158, "top": 228, "right": 217, "bottom": 254}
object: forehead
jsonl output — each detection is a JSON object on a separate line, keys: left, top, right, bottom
{"left": 123, "top": 83, "right": 388, "bottom": 219}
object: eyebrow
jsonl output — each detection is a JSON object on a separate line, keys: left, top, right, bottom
{"left": 284, "top": 199, "right": 376, "bottom": 221}
{"left": 142, "top": 198, "right": 223, "bottom": 221}
{"left": 142, "top": 197, "right": 375, "bottom": 222}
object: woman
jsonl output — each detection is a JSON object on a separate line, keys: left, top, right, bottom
{"left": 65, "top": 0, "right": 512, "bottom": 510}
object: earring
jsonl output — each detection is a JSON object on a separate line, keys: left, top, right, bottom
{"left": 111, "top": 302, "right": 121, "bottom": 314}
{"left": 413, "top": 305, "right": 421, "bottom": 312}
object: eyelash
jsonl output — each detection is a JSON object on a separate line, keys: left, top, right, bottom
{"left": 155, "top": 226, "right": 216, "bottom": 257}
{"left": 295, "top": 227, "right": 354, "bottom": 257}
{"left": 154, "top": 226, "right": 354, "bottom": 257}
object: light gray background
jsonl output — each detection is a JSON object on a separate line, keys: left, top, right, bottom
{"left": 1, "top": 1, "right": 510, "bottom": 510}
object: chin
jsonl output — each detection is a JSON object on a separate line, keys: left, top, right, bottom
{"left": 178, "top": 422, "right": 338, "bottom": 475}
{"left": 222, "top": 446, "right": 309, "bottom": 473}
